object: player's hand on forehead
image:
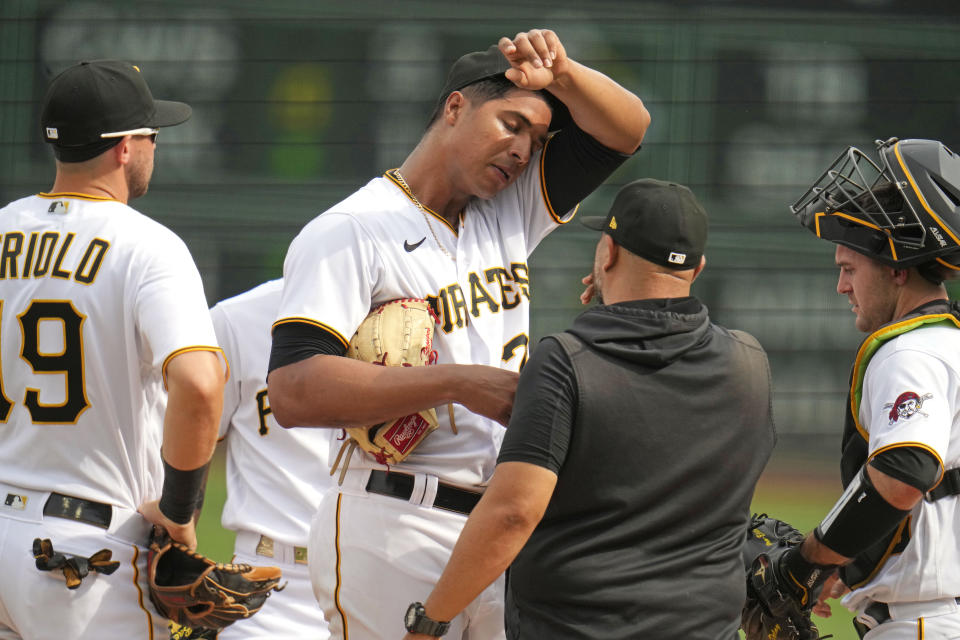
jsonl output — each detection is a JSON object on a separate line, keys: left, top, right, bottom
{"left": 498, "top": 28, "right": 567, "bottom": 90}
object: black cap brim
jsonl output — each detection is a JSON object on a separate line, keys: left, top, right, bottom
{"left": 148, "top": 99, "right": 192, "bottom": 128}
{"left": 580, "top": 216, "right": 607, "bottom": 230}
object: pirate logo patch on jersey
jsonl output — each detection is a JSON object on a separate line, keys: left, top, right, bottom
{"left": 884, "top": 391, "right": 933, "bottom": 424}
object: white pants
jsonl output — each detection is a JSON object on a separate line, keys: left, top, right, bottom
{"left": 308, "top": 469, "right": 505, "bottom": 640}
{"left": 860, "top": 598, "right": 960, "bottom": 639}
{"left": 0, "top": 484, "right": 164, "bottom": 640}
{"left": 218, "top": 534, "right": 329, "bottom": 640}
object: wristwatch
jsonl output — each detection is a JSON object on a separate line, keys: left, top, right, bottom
{"left": 404, "top": 602, "right": 450, "bottom": 636}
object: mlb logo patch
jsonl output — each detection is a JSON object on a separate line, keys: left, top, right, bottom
{"left": 4, "top": 493, "right": 27, "bottom": 510}
{"left": 668, "top": 251, "right": 687, "bottom": 264}
{"left": 45, "top": 127, "right": 59, "bottom": 140}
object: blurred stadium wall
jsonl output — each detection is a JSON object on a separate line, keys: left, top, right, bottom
{"left": 2, "top": 0, "right": 958, "bottom": 465}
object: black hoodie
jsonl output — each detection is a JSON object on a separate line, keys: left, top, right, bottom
{"left": 500, "top": 297, "right": 775, "bottom": 640}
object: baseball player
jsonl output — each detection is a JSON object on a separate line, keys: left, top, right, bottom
{"left": 0, "top": 60, "right": 224, "bottom": 639}
{"left": 210, "top": 278, "right": 332, "bottom": 640}
{"left": 267, "top": 29, "right": 650, "bottom": 639}
{"left": 761, "top": 137, "right": 960, "bottom": 639}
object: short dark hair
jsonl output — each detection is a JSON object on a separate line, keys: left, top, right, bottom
{"left": 424, "top": 75, "right": 552, "bottom": 130}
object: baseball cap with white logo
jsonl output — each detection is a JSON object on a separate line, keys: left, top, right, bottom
{"left": 581, "top": 178, "right": 708, "bottom": 270}
{"left": 40, "top": 60, "right": 191, "bottom": 162}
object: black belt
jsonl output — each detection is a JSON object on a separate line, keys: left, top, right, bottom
{"left": 43, "top": 493, "right": 112, "bottom": 529}
{"left": 927, "top": 467, "right": 960, "bottom": 501}
{"left": 366, "top": 470, "right": 481, "bottom": 516}
{"left": 853, "top": 597, "right": 960, "bottom": 638}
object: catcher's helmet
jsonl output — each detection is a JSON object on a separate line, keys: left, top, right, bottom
{"left": 790, "top": 137, "right": 960, "bottom": 270}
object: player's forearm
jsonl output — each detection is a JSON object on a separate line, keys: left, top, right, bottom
{"left": 548, "top": 59, "right": 649, "bottom": 154}
{"left": 423, "top": 462, "right": 556, "bottom": 622}
{"left": 162, "top": 350, "right": 224, "bottom": 470}
{"left": 801, "top": 465, "right": 922, "bottom": 565}
{"left": 268, "top": 355, "right": 475, "bottom": 428}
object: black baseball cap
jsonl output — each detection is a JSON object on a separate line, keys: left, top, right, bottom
{"left": 40, "top": 60, "right": 191, "bottom": 162}
{"left": 581, "top": 179, "right": 708, "bottom": 270}
{"left": 437, "top": 44, "right": 571, "bottom": 132}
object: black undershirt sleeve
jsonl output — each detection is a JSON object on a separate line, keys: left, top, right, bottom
{"left": 869, "top": 445, "right": 942, "bottom": 492}
{"left": 497, "top": 336, "right": 579, "bottom": 474}
{"left": 541, "top": 123, "right": 635, "bottom": 217}
{"left": 268, "top": 321, "right": 347, "bottom": 374}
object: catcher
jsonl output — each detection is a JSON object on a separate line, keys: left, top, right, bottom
{"left": 743, "top": 137, "right": 960, "bottom": 640}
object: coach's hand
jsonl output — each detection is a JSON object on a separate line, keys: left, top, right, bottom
{"left": 580, "top": 273, "right": 596, "bottom": 305}
{"left": 138, "top": 500, "right": 198, "bottom": 551}
{"left": 498, "top": 28, "right": 569, "bottom": 91}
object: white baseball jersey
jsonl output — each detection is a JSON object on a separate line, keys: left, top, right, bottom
{"left": 0, "top": 192, "right": 221, "bottom": 511}
{"left": 211, "top": 278, "right": 333, "bottom": 545}
{"left": 276, "top": 156, "right": 573, "bottom": 488}
{"left": 844, "top": 324, "right": 960, "bottom": 610}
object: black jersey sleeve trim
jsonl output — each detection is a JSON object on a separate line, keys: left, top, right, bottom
{"left": 540, "top": 124, "right": 634, "bottom": 220}
{"left": 869, "top": 443, "right": 943, "bottom": 492}
{"left": 268, "top": 320, "right": 349, "bottom": 374}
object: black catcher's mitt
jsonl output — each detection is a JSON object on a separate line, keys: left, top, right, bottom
{"left": 741, "top": 514, "right": 832, "bottom": 640}
{"left": 147, "top": 528, "right": 284, "bottom": 630}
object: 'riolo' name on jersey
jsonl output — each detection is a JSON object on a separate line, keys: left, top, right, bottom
{"left": 0, "top": 231, "right": 109, "bottom": 284}
{"left": 427, "top": 262, "right": 530, "bottom": 334}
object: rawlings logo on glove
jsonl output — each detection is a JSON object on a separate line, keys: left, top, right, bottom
{"left": 330, "top": 298, "right": 452, "bottom": 482}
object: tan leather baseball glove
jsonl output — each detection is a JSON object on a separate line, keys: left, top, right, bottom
{"left": 330, "top": 298, "right": 450, "bottom": 482}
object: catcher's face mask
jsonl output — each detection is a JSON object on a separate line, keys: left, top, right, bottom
{"left": 790, "top": 137, "right": 960, "bottom": 270}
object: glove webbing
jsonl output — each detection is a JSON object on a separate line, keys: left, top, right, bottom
{"left": 33, "top": 537, "right": 120, "bottom": 589}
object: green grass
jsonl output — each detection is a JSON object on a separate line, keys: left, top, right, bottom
{"left": 197, "top": 449, "right": 855, "bottom": 638}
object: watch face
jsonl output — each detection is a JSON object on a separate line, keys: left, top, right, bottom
{"left": 405, "top": 602, "right": 423, "bottom": 631}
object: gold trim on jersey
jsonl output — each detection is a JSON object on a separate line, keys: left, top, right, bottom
{"left": 849, "top": 313, "right": 960, "bottom": 441}
{"left": 161, "top": 346, "right": 228, "bottom": 389}
{"left": 334, "top": 492, "right": 349, "bottom": 639}
{"left": 272, "top": 317, "right": 349, "bottom": 349}
{"left": 131, "top": 544, "right": 156, "bottom": 640}
{"left": 869, "top": 442, "right": 945, "bottom": 490}
{"left": 36, "top": 191, "right": 120, "bottom": 203}
{"left": 539, "top": 133, "right": 579, "bottom": 224}
{"left": 384, "top": 169, "right": 460, "bottom": 236}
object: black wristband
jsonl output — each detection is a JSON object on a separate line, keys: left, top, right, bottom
{"left": 158, "top": 458, "right": 210, "bottom": 525}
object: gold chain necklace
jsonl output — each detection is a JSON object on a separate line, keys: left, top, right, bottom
{"left": 393, "top": 169, "right": 456, "bottom": 262}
